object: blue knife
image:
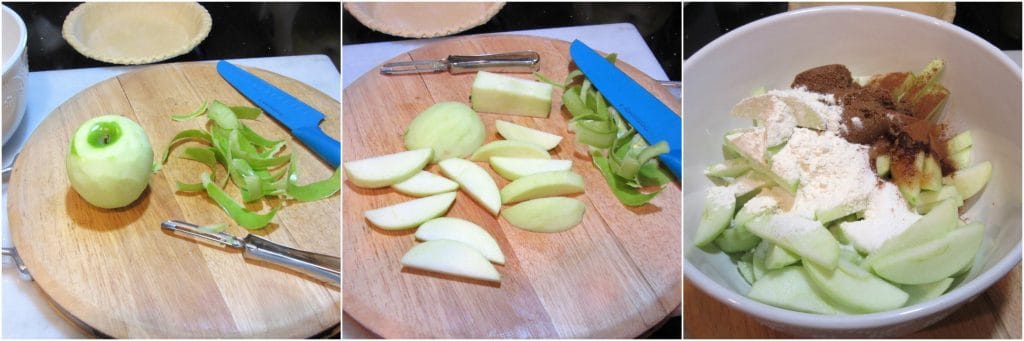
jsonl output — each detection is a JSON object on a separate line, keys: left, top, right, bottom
{"left": 569, "top": 40, "right": 681, "bottom": 179}
{"left": 216, "top": 60, "right": 341, "bottom": 168}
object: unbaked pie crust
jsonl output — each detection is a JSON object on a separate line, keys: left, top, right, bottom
{"left": 62, "top": 2, "right": 212, "bottom": 65}
{"left": 345, "top": 2, "right": 505, "bottom": 39}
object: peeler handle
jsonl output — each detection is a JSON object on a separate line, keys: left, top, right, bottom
{"left": 448, "top": 51, "right": 540, "bottom": 74}
{"left": 242, "top": 235, "right": 340, "bottom": 286}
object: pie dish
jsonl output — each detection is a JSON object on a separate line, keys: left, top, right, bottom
{"left": 62, "top": 2, "right": 211, "bottom": 65}
{"left": 345, "top": 2, "right": 504, "bottom": 38}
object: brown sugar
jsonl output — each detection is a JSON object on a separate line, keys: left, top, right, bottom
{"left": 791, "top": 64, "right": 952, "bottom": 174}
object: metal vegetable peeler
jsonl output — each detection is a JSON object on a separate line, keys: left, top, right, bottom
{"left": 161, "top": 220, "right": 340, "bottom": 286}
{"left": 380, "top": 51, "right": 540, "bottom": 74}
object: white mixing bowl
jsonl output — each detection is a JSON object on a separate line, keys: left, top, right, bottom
{"left": 684, "top": 5, "right": 1021, "bottom": 337}
{"left": 2, "top": 4, "right": 28, "bottom": 145}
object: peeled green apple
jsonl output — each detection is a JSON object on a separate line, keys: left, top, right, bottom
{"left": 747, "top": 266, "right": 845, "bottom": 315}
{"left": 404, "top": 102, "right": 485, "bottom": 163}
{"left": 66, "top": 115, "right": 154, "bottom": 209}
{"left": 343, "top": 148, "right": 431, "bottom": 188}
{"left": 804, "top": 259, "right": 909, "bottom": 313}
{"left": 948, "top": 161, "right": 992, "bottom": 200}
{"left": 401, "top": 239, "right": 501, "bottom": 282}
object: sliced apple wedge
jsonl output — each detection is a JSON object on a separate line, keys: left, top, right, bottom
{"left": 714, "top": 223, "right": 761, "bottom": 253}
{"left": 746, "top": 214, "right": 839, "bottom": 270}
{"left": 862, "top": 199, "right": 957, "bottom": 267}
{"left": 901, "top": 277, "right": 954, "bottom": 306}
{"left": 501, "top": 197, "right": 584, "bottom": 233}
{"left": 949, "top": 161, "right": 992, "bottom": 200}
{"left": 401, "top": 239, "right": 501, "bottom": 282}
{"left": 495, "top": 120, "right": 562, "bottom": 150}
{"left": 364, "top": 192, "right": 457, "bottom": 230}
{"left": 415, "top": 217, "right": 505, "bottom": 264}
{"left": 764, "top": 244, "right": 800, "bottom": 270}
{"left": 489, "top": 157, "right": 572, "bottom": 181}
{"left": 499, "top": 170, "right": 584, "bottom": 204}
{"left": 805, "top": 259, "right": 909, "bottom": 313}
{"left": 470, "top": 140, "right": 550, "bottom": 161}
{"left": 694, "top": 187, "right": 736, "bottom": 247}
{"left": 343, "top": 148, "right": 432, "bottom": 188}
{"left": 391, "top": 171, "right": 459, "bottom": 197}
{"left": 705, "top": 158, "right": 751, "bottom": 179}
{"left": 438, "top": 158, "right": 501, "bottom": 215}
{"left": 747, "top": 266, "right": 846, "bottom": 315}
{"left": 947, "top": 147, "right": 971, "bottom": 171}
{"left": 873, "top": 223, "right": 984, "bottom": 285}
{"left": 946, "top": 130, "right": 973, "bottom": 154}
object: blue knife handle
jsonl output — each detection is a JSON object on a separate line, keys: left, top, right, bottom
{"left": 659, "top": 152, "right": 681, "bottom": 181}
{"left": 292, "top": 126, "right": 340, "bottom": 168}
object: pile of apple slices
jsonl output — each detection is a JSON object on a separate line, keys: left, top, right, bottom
{"left": 344, "top": 102, "right": 587, "bottom": 283}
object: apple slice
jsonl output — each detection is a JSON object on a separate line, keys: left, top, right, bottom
{"left": 917, "top": 185, "right": 962, "bottom": 214}
{"left": 714, "top": 223, "right": 761, "bottom": 253}
{"left": 948, "top": 161, "right": 992, "bottom": 200}
{"left": 343, "top": 148, "right": 432, "bottom": 188}
{"left": 501, "top": 197, "right": 585, "bottom": 233}
{"left": 694, "top": 187, "right": 736, "bottom": 247}
{"left": 778, "top": 96, "right": 826, "bottom": 131}
{"left": 945, "top": 130, "right": 973, "bottom": 154}
{"left": 471, "top": 71, "right": 553, "bottom": 118}
{"left": 364, "top": 192, "right": 457, "bottom": 230}
{"left": 746, "top": 214, "right": 839, "bottom": 270}
{"left": 705, "top": 158, "right": 751, "bottom": 179}
{"left": 752, "top": 240, "right": 770, "bottom": 280}
{"left": 747, "top": 266, "right": 845, "bottom": 315}
{"left": 764, "top": 244, "right": 800, "bottom": 270}
{"left": 401, "top": 239, "right": 501, "bottom": 282}
{"left": 947, "top": 147, "right": 971, "bottom": 171}
{"left": 415, "top": 217, "right": 505, "bottom": 264}
{"left": 494, "top": 120, "right": 562, "bottom": 150}
{"left": 500, "top": 170, "right": 584, "bottom": 204}
{"left": 876, "top": 154, "right": 891, "bottom": 178}
{"left": 873, "top": 223, "right": 984, "bottom": 285}
{"left": 391, "top": 171, "right": 459, "bottom": 197}
{"left": 901, "top": 277, "right": 954, "bottom": 306}
{"left": 489, "top": 157, "right": 572, "bottom": 181}
{"left": 438, "top": 158, "right": 501, "bottom": 215}
{"left": 805, "top": 259, "right": 909, "bottom": 313}
{"left": 921, "top": 154, "right": 942, "bottom": 191}
{"left": 737, "top": 252, "right": 756, "bottom": 285}
{"left": 862, "top": 199, "right": 957, "bottom": 267}
{"left": 470, "top": 140, "right": 550, "bottom": 162}
{"left": 404, "top": 102, "right": 485, "bottom": 163}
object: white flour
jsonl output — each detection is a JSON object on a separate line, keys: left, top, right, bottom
{"left": 770, "top": 128, "right": 876, "bottom": 220}
{"left": 766, "top": 87, "right": 845, "bottom": 133}
{"left": 839, "top": 182, "right": 922, "bottom": 253}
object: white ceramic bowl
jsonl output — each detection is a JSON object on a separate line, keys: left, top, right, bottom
{"left": 2, "top": 4, "right": 28, "bottom": 145}
{"left": 684, "top": 5, "right": 1021, "bottom": 337}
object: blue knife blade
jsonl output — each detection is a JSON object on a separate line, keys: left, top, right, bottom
{"left": 216, "top": 60, "right": 340, "bottom": 168}
{"left": 569, "top": 40, "right": 681, "bottom": 179}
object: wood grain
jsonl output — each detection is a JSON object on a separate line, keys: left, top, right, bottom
{"left": 342, "top": 35, "right": 681, "bottom": 338}
{"left": 6, "top": 62, "right": 340, "bottom": 338}
{"left": 684, "top": 263, "right": 1022, "bottom": 338}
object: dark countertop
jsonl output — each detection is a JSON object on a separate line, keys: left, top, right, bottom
{"left": 685, "top": 2, "right": 1022, "bottom": 58}
{"left": 5, "top": 2, "right": 340, "bottom": 72}
{"left": 343, "top": 2, "right": 681, "bottom": 81}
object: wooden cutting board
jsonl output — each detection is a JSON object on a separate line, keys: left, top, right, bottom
{"left": 342, "top": 35, "right": 681, "bottom": 338}
{"left": 6, "top": 62, "right": 340, "bottom": 338}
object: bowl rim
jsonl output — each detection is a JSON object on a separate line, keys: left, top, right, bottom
{"left": 684, "top": 4, "right": 1023, "bottom": 329}
{"left": 2, "top": 4, "right": 28, "bottom": 75}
